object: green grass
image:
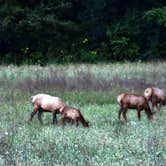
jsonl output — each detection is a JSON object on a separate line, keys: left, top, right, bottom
{"left": 0, "top": 62, "right": 166, "bottom": 165}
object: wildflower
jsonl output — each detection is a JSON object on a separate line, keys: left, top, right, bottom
{"left": 91, "top": 51, "right": 97, "bottom": 55}
{"left": 82, "top": 38, "right": 88, "bottom": 44}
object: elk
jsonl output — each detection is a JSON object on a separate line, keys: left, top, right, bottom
{"left": 117, "top": 93, "right": 153, "bottom": 121}
{"left": 144, "top": 87, "right": 166, "bottom": 112}
{"left": 29, "top": 93, "right": 65, "bottom": 124}
{"left": 60, "top": 106, "right": 89, "bottom": 127}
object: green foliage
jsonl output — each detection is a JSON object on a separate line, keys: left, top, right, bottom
{"left": 144, "top": 7, "right": 166, "bottom": 26}
{"left": 109, "top": 36, "right": 140, "bottom": 61}
{"left": 0, "top": 1, "right": 165, "bottom": 64}
{"left": 74, "top": 49, "right": 101, "bottom": 63}
{"left": 142, "top": 7, "right": 166, "bottom": 59}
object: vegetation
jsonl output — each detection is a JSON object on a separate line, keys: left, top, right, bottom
{"left": 0, "top": 1, "right": 165, "bottom": 64}
{"left": 0, "top": 63, "right": 165, "bottom": 165}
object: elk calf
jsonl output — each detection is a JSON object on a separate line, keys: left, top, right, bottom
{"left": 61, "top": 106, "right": 89, "bottom": 127}
{"left": 117, "top": 93, "right": 153, "bottom": 121}
{"left": 29, "top": 93, "right": 65, "bottom": 124}
{"left": 144, "top": 87, "right": 166, "bottom": 112}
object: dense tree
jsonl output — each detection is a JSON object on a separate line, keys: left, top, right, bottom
{"left": 0, "top": 0, "right": 165, "bottom": 64}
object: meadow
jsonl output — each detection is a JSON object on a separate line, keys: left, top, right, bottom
{"left": 0, "top": 62, "right": 165, "bottom": 166}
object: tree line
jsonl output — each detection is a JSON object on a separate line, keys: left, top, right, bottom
{"left": 0, "top": 0, "right": 165, "bottom": 64}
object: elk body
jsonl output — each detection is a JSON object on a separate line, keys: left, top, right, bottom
{"left": 29, "top": 93, "right": 65, "bottom": 124}
{"left": 117, "top": 93, "right": 153, "bottom": 121}
{"left": 61, "top": 106, "right": 89, "bottom": 127}
{"left": 144, "top": 87, "right": 166, "bottom": 112}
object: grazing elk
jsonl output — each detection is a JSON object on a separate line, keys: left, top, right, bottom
{"left": 61, "top": 106, "right": 89, "bottom": 127}
{"left": 117, "top": 93, "right": 153, "bottom": 121}
{"left": 144, "top": 87, "right": 166, "bottom": 112}
{"left": 29, "top": 93, "right": 65, "bottom": 124}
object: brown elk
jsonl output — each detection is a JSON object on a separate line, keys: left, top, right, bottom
{"left": 29, "top": 93, "right": 65, "bottom": 124}
{"left": 60, "top": 106, "right": 89, "bottom": 127}
{"left": 117, "top": 93, "right": 153, "bottom": 121}
{"left": 144, "top": 87, "right": 166, "bottom": 112}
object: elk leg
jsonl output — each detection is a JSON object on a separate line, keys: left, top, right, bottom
{"left": 29, "top": 107, "right": 38, "bottom": 122}
{"left": 151, "top": 98, "right": 157, "bottom": 112}
{"left": 37, "top": 110, "right": 43, "bottom": 124}
{"left": 67, "top": 119, "right": 74, "bottom": 125}
{"left": 157, "top": 103, "right": 160, "bottom": 112}
{"left": 122, "top": 108, "right": 128, "bottom": 122}
{"left": 61, "top": 117, "right": 66, "bottom": 126}
{"left": 148, "top": 101, "right": 153, "bottom": 111}
{"left": 71, "top": 119, "right": 74, "bottom": 125}
{"left": 137, "top": 110, "right": 141, "bottom": 121}
{"left": 75, "top": 120, "right": 79, "bottom": 127}
{"left": 52, "top": 113, "right": 57, "bottom": 124}
{"left": 153, "top": 103, "right": 156, "bottom": 112}
{"left": 118, "top": 107, "right": 123, "bottom": 120}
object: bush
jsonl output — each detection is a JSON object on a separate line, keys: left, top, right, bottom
{"left": 110, "top": 37, "right": 140, "bottom": 61}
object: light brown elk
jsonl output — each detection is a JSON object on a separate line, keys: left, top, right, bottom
{"left": 144, "top": 87, "right": 166, "bottom": 112}
{"left": 60, "top": 106, "right": 89, "bottom": 127}
{"left": 29, "top": 93, "right": 65, "bottom": 124}
{"left": 117, "top": 93, "right": 153, "bottom": 121}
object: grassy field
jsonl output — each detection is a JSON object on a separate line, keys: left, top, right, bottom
{"left": 0, "top": 62, "right": 166, "bottom": 166}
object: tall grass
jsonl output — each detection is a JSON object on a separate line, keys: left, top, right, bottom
{"left": 0, "top": 62, "right": 165, "bottom": 165}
